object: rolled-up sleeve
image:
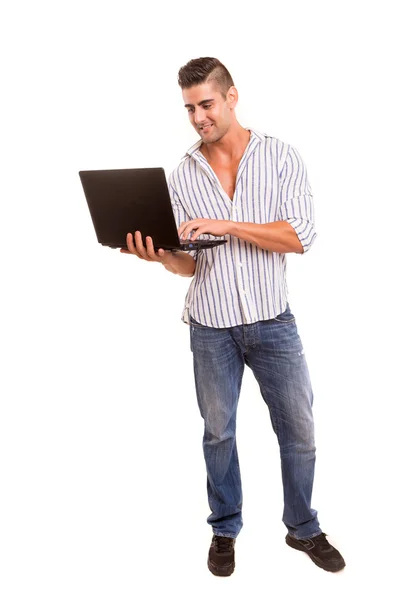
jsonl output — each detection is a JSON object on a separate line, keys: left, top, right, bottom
{"left": 167, "top": 175, "right": 199, "bottom": 260}
{"left": 278, "top": 145, "right": 317, "bottom": 253}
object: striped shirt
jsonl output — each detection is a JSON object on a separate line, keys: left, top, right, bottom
{"left": 168, "top": 128, "right": 316, "bottom": 328}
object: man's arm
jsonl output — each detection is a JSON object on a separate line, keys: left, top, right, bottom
{"left": 162, "top": 251, "right": 196, "bottom": 276}
{"left": 178, "top": 145, "right": 316, "bottom": 255}
{"left": 178, "top": 218, "right": 303, "bottom": 254}
{"left": 229, "top": 220, "right": 303, "bottom": 253}
{"left": 278, "top": 145, "right": 317, "bottom": 253}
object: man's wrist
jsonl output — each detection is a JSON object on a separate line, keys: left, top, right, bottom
{"left": 162, "top": 250, "right": 195, "bottom": 276}
{"left": 228, "top": 221, "right": 240, "bottom": 237}
{"left": 161, "top": 251, "right": 177, "bottom": 268}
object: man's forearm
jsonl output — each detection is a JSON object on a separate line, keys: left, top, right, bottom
{"left": 229, "top": 221, "right": 303, "bottom": 254}
{"left": 163, "top": 251, "right": 196, "bottom": 276}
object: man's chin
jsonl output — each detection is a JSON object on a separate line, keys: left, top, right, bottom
{"left": 201, "top": 131, "right": 222, "bottom": 144}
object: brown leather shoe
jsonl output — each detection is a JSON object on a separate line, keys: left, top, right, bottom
{"left": 286, "top": 532, "right": 346, "bottom": 572}
{"left": 208, "top": 534, "right": 236, "bottom": 576}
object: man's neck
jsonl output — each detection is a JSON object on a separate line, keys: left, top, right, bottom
{"left": 200, "top": 125, "right": 251, "bottom": 164}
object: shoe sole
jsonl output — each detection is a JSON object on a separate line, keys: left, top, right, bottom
{"left": 207, "top": 558, "right": 235, "bottom": 577}
{"left": 285, "top": 535, "right": 346, "bottom": 573}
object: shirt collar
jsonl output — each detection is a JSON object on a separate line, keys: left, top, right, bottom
{"left": 182, "top": 127, "right": 265, "bottom": 159}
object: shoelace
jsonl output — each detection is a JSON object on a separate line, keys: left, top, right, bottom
{"left": 313, "top": 533, "right": 331, "bottom": 549}
{"left": 215, "top": 536, "right": 234, "bottom": 553}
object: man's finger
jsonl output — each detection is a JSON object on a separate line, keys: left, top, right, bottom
{"left": 126, "top": 232, "right": 140, "bottom": 256}
{"left": 191, "top": 226, "right": 206, "bottom": 242}
{"left": 180, "top": 225, "right": 196, "bottom": 240}
{"left": 178, "top": 220, "right": 196, "bottom": 237}
{"left": 145, "top": 236, "right": 161, "bottom": 261}
{"left": 134, "top": 231, "right": 151, "bottom": 260}
{"left": 177, "top": 221, "right": 188, "bottom": 237}
{"left": 123, "top": 233, "right": 143, "bottom": 260}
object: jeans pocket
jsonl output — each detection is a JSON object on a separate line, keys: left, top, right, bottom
{"left": 189, "top": 315, "right": 207, "bottom": 328}
{"left": 273, "top": 305, "right": 296, "bottom": 324}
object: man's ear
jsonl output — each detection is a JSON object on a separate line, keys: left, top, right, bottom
{"left": 227, "top": 86, "right": 238, "bottom": 109}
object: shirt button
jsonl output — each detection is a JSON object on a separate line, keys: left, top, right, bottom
{"left": 238, "top": 262, "right": 243, "bottom": 267}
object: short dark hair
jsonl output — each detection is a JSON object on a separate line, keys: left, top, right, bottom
{"left": 177, "top": 57, "right": 234, "bottom": 98}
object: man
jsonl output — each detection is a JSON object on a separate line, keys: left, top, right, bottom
{"left": 121, "top": 57, "right": 345, "bottom": 576}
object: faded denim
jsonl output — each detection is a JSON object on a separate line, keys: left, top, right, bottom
{"left": 189, "top": 304, "right": 322, "bottom": 540}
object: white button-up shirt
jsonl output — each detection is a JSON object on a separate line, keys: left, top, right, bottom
{"left": 168, "top": 128, "right": 316, "bottom": 328}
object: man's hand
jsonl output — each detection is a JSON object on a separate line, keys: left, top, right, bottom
{"left": 120, "top": 231, "right": 175, "bottom": 265}
{"left": 178, "top": 218, "right": 232, "bottom": 242}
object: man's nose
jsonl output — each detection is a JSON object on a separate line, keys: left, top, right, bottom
{"left": 194, "top": 108, "right": 205, "bottom": 124}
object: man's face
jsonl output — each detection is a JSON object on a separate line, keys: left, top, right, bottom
{"left": 182, "top": 81, "right": 233, "bottom": 144}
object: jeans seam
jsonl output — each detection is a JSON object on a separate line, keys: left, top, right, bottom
{"left": 272, "top": 317, "right": 296, "bottom": 324}
{"left": 293, "top": 530, "right": 322, "bottom": 541}
{"left": 190, "top": 322, "right": 208, "bottom": 329}
{"left": 257, "top": 382, "right": 281, "bottom": 440}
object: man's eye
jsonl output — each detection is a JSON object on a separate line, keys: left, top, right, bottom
{"left": 203, "top": 104, "right": 211, "bottom": 109}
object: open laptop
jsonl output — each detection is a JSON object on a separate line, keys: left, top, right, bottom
{"left": 79, "top": 167, "right": 227, "bottom": 251}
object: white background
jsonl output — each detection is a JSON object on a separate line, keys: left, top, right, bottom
{"left": 1, "top": 1, "right": 399, "bottom": 598}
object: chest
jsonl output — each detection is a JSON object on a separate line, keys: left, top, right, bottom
{"left": 182, "top": 153, "right": 281, "bottom": 224}
{"left": 209, "top": 161, "right": 240, "bottom": 201}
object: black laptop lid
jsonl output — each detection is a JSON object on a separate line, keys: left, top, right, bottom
{"left": 79, "top": 168, "right": 181, "bottom": 249}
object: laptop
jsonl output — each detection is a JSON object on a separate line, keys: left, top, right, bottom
{"left": 78, "top": 167, "right": 228, "bottom": 251}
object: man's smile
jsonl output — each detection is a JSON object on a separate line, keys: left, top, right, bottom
{"left": 199, "top": 124, "right": 213, "bottom": 132}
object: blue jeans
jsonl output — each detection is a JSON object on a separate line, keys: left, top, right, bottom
{"left": 189, "top": 304, "right": 322, "bottom": 541}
